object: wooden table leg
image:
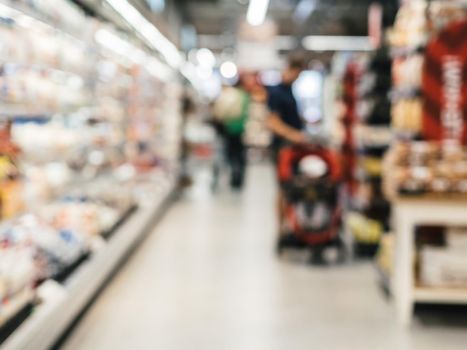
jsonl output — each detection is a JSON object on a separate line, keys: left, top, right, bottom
{"left": 394, "top": 205, "right": 415, "bottom": 326}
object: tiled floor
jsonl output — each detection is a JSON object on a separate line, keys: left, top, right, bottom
{"left": 63, "top": 164, "right": 467, "bottom": 350}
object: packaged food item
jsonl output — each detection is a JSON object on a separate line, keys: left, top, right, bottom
{"left": 420, "top": 246, "right": 467, "bottom": 288}
{"left": 392, "top": 98, "right": 423, "bottom": 133}
{"left": 387, "top": 0, "right": 428, "bottom": 49}
{"left": 392, "top": 54, "right": 423, "bottom": 89}
{"left": 347, "top": 212, "right": 384, "bottom": 244}
{"left": 384, "top": 142, "right": 467, "bottom": 195}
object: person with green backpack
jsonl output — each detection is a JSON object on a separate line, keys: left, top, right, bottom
{"left": 213, "top": 81, "right": 250, "bottom": 190}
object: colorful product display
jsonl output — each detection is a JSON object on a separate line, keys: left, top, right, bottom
{"left": 384, "top": 142, "right": 467, "bottom": 196}
{"left": 0, "top": 0, "right": 181, "bottom": 337}
{"left": 381, "top": 1, "right": 467, "bottom": 297}
{"left": 417, "top": 227, "right": 467, "bottom": 288}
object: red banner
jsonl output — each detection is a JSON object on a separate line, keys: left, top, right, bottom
{"left": 422, "top": 19, "right": 467, "bottom": 144}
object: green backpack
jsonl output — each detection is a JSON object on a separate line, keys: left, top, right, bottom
{"left": 223, "top": 90, "right": 250, "bottom": 136}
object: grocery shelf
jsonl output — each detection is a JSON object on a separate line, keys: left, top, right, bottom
{"left": 0, "top": 104, "right": 55, "bottom": 119}
{"left": 414, "top": 287, "right": 467, "bottom": 304}
{"left": 0, "top": 289, "right": 35, "bottom": 329}
{"left": 0, "top": 182, "right": 176, "bottom": 350}
{"left": 393, "top": 198, "right": 467, "bottom": 326}
{"left": 0, "top": 0, "right": 87, "bottom": 43}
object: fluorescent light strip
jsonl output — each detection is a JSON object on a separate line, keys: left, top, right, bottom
{"left": 96, "top": 29, "right": 136, "bottom": 60}
{"left": 96, "top": 29, "right": 172, "bottom": 81}
{"left": 246, "top": 0, "right": 270, "bottom": 26}
{"left": 180, "top": 62, "right": 199, "bottom": 88}
{"left": 105, "top": 0, "right": 182, "bottom": 68}
{"left": 302, "top": 36, "right": 374, "bottom": 51}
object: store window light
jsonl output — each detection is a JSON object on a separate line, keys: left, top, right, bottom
{"left": 246, "top": 0, "right": 270, "bottom": 26}
{"left": 105, "top": 0, "right": 182, "bottom": 68}
{"left": 220, "top": 61, "right": 238, "bottom": 80}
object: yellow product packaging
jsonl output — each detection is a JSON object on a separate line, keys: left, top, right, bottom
{"left": 362, "top": 157, "right": 383, "bottom": 177}
{"left": 347, "top": 212, "right": 383, "bottom": 244}
{"left": 0, "top": 180, "right": 24, "bottom": 219}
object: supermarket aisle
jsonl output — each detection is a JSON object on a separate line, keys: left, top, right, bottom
{"left": 64, "top": 164, "right": 467, "bottom": 350}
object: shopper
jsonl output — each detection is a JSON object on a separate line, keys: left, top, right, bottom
{"left": 266, "top": 55, "right": 307, "bottom": 243}
{"left": 213, "top": 80, "right": 250, "bottom": 190}
{"left": 178, "top": 91, "right": 196, "bottom": 189}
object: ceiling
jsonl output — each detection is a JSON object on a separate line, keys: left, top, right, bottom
{"left": 71, "top": 0, "right": 398, "bottom": 68}
{"left": 74, "top": 0, "right": 398, "bottom": 46}
{"left": 177, "top": 0, "right": 395, "bottom": 45}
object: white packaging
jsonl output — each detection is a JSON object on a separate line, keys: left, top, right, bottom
{"left": 446, "top": 227, "right": 467, "bottom": 251}
{"left": 420, "top": 246, "right": 467, "bottom": 288}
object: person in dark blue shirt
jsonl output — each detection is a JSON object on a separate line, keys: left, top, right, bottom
{"left": 266, "top": 55, "right": 307, "bottom": 244}
{"left": 266, "top": 55, "right": 307, "bottom": 159}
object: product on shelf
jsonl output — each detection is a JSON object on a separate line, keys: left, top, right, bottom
{"left": 387, "top": 0, "right": 428, "bottom": 49}
{"left": 0, "top": 0, "right": 181, "bottom": 338}
{"left": 40, "top": 202, "right": 119, "bottom": 238}
{"left": 356, "top": 126, "right": 393, "bottom": 149}
{"left": 391, "top": 98, "right": 422, "bottom": 133}
{"left": 420, "top": 245, "right": 467, "bottom": 288}
{"left": 392, "top": 54, "right": 423, "bottom": 90}
{"left": 384, "top": 142, "right": 467, "bottom": 196}
{"left": 0, "top": 245, "right": 36, "bottom": 328}
{"left": 0, "top": 121, "right": 24, "bottom": 220}
{"left": 347, "top": 211, "right": 384, "bottom": 245}
{"left": 341, "top": 48, "right": 392, "bottom": 256}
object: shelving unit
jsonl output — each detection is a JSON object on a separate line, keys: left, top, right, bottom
{"left": 0, "top": 0, "right": 183, "bottom": 343}
{"left": 393, "top": 197, "right": 467, "bottom": 326}
{"left": 413, "top": 287, "right": 467, "bottom": 304}
{"left": 1, "top": 179, "right": 176, "bottom": 350}
{"left": 343, "top": 49, "right": 392, "bottom": 257}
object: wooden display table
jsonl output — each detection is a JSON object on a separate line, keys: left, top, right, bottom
{"left": 393, "top": 195, "right": 467, "bottom": 326}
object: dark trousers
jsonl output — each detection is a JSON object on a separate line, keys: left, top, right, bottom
{"left": 225, "top": 133, "right": 246, "bottom": 189}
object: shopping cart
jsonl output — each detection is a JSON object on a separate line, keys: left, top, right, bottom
{"left": 277, "top": 143, "right": 345, "bottom": 263}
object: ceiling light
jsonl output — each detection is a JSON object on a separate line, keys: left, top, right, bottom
{"left": 196, "top": 48, "right": 216, "bottom": 68}
{"left": 246, "top": 0, "right": 270, "bottom": 26}
{"left": 96, "top": 29, "right": 172, "bottom": 80}
{"left": 196, "top": 66, "right": 213, "bottom": 80}
{"left": 220, "top": 61, "right": 238, "bottom": 80}
{"left": 180, "top": 62, "right": 199, "bottom": 87}
{"left": 95, "top": 29, "right": 133, "bottom": 58}
{"left": 302, "top": 36, "right": 373, "bottom": 51}
{"left": 146, "top": 58, "right": 173, "bottom": 82}
{"left": 146, "top": 0, "right": 165, "bottom": 12}
{"left": 105, "top": 0, "right": 182, "bottom": 68}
